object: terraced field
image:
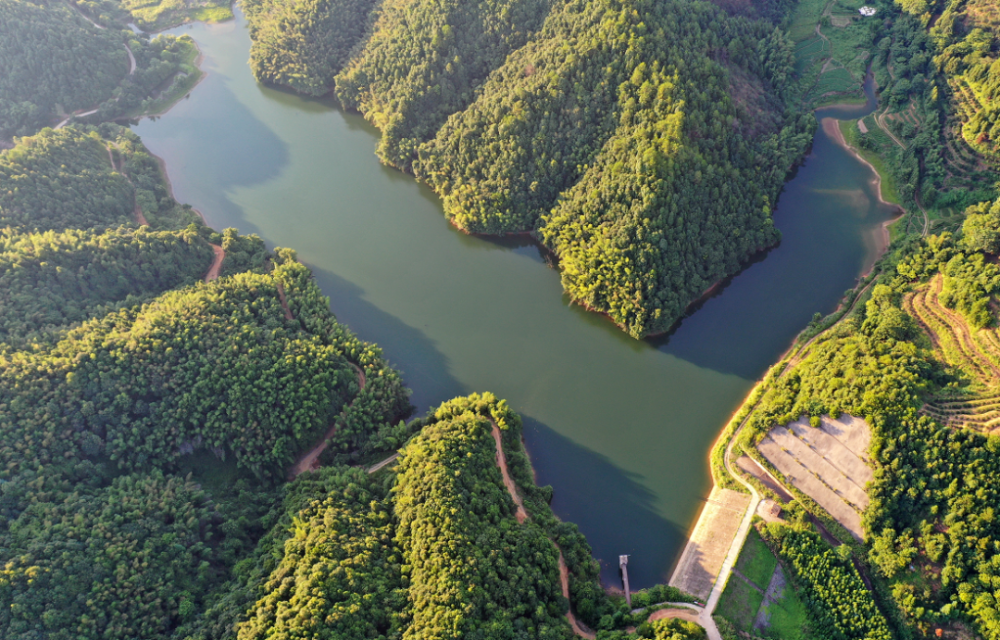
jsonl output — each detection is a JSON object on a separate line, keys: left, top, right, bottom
{"left": 905, "top": 275, "right": 1000, "bottom": 434}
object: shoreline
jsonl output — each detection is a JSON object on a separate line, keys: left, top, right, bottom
{"left": 150, "top": 150, "right": 210, "bottom": 226}
{"left": 822, "top": 117, "right": 903, "bottom": 214}
{"left": 822, "top": 117, "right": 902, "bottom": 267}
{"left": 119, "top": 44, "right": 208, "bottom": 122}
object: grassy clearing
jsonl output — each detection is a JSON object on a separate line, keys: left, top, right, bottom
{"left": 122, "top": 0, "right": 232, "bottom": 31}
{"left": 736, "top": 528, "right": 778, "bottom": 589}
{"left": 716, "top": 574, "right": 764, "bottom": 630}
{"left": 813, "top": 67, "right": 860, "bottom": 97}
{"left": 760, "top": 579, "right": 812, "bottom": 640}
{"left": 192, "top": 4, "right": 233, "bottom": 22}
{"left": 839, "top": 119, "right": 903, "bottom": 205}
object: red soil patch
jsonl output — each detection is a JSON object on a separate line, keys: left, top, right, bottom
{"left": 204, "top": 244, "right": 224, "bottom": 282}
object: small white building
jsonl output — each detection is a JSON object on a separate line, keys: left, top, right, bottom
{"left": 859, "top": 6, "right": 877, "bottom": 16}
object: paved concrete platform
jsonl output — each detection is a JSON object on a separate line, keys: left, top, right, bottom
{"left": 669, "top": 486, "right": 751, "bottom": 601}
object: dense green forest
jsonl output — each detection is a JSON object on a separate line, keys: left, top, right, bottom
{"left": 242, "top": 0, "right": 377, "bottom": 96}
{"left": 761, "top": 525, "right": 893, "bottom": 640}
{"left": 0, "top": 225, "right": 213, "bottom": 345}
{"left": 0, "top": 0, "right": 125, "bottom": 136}
{"left": 0, "top": 0, "right": 206, "bottom": 138}
{"left": 242, "top": 0, "right": 814, "bottom": 337}
{"left": 0, "top": 126, "right": 416, "bottom": 639}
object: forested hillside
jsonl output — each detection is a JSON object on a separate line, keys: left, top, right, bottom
{"left": 0, "top": 126, "right": 413, "bottom": 639}
{"left": 335, "top": 0, "right": 555, "bottom": 167}
{"left": 0, "top": 124, "right": 700, "bottom": 640}
{"left": 226, "top": 395, "right": 580, "bottom": 640}
{"left": 0, "top": 0, "right": 208, "bottom": 139}
{"left": 417, "top": 0, "right": 809, "bottom": 336}
{"left": 0, "top": 225, "right": 213, "bottom": 345}
{"left": 0, "top": 0, "right": 126, "bottom": 136}
{"left": 242, "top": 0, "right": 377, "bottom": 96}
{"left": 912, "top": 0, "right": 1000, "bottom": 160}
{"left": 835, "top": 0, "right": 999, "bottom": 236}
{"left": 243, "top": 0, "right": 812, "bottom": 337}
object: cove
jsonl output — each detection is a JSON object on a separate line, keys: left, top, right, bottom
{"left": 134, "top": 11, "right": 895, "bottom": 588}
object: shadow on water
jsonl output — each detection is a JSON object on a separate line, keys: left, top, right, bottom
{"left": 307, "top": 265, "right": 466, "bottom": 413}
{"left": 645, "top": 67, "right": 885, "bottom": 380}
{"left": 522, "top": 416, "right": 685, "bottom": 589}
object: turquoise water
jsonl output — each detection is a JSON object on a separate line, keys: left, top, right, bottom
{"left": 134, "top": 14, "right": 892, "bottom": 587}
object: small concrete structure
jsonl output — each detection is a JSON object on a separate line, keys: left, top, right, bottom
{"left": 619, "top": 555, "right": 631, "bottom": 608}
{"left": 859, "top": 6, "right": 877, "bottom": 16}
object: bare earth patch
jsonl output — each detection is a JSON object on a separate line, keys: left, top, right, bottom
{"left": 756, "top": 415, "right": 872, "bottom": 540}
{"left": 669, "top": 486, "right": 751, "bottom": 601}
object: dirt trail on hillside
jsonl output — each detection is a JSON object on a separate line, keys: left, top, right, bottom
{"left": 288, "top": 364, "right": 366, "bottom": 479}
{"left": 204, "top": 245, "right": 224, "bottom": 282}
{"left": 490, "top": 421, "right": 528, "bottom": 524}
{"left": 488, "top": 419, "right": 595, "bottom": 639}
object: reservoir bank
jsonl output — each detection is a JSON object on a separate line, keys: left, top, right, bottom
{"left": 134, "top": 11, "right": 894, "bottom": 587}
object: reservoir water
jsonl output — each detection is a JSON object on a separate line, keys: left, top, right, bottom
{"left": 134, "top": 12, "right": 894, "bottom": 587}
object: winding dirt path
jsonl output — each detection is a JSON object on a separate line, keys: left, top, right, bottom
{"left": 875, "top": 110, "right": 906, "bottom": 150}
{"left": 288, "top": 363, "right": 366, "bottom": 478}
{"left": 488, "top": 419, "right": 594, "bottom": 639}
{"left": 647, "top": 607, "right": 703, "bottom": 625}
{"left": 490, "top": 421, "right": 528, "bottom": 524}
{"left": 204, "top": 244, "right": 225, "bottom": 282}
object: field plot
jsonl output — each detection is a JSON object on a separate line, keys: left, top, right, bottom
{"left": 668, "top": 487, "right": 750, "bottom": 601}
{"left": 716, "top": 528, "right": 812, "bottom": 640}
{"left": 756, "top": 415, "right": 872, "bottom": 539}
{"left": 788, "top": 0, "right": 870, "bottom": 104}
{"left": 906, "top": 275, "right": 1000, "bottom": 434}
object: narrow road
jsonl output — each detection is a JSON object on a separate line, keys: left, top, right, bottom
{"left": 288, "top": 363, "right": 366, "bottom": 478}
{"left": 490, "top": 421, "right": 528, "bottom": 524}
{"left": 367, "top": 452, "right": 399, "bottom": 474}
{"left": 204, "top": 245, "right": 225, "bottom": 282}
{"left": 68, "top": 0, "right": 104, "bottom": 29}
{"left": 647, "top": 607, "right": 703, "bottom": 626}
{"left": 104, "top": 143, "right": 149, "bottom": 226}
{"left": 874, "top": 110, "right": 906, "bottom": 150}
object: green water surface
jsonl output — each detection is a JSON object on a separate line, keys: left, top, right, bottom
{"left": 134, "top": 12, "right": 893, "bottom": 587}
